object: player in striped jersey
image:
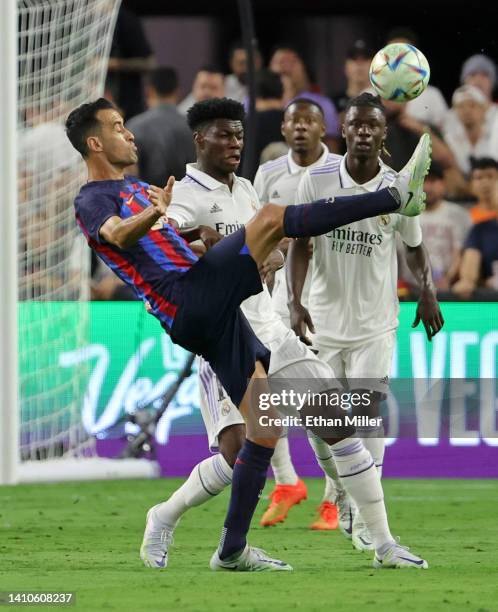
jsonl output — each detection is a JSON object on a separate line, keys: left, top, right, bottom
{"left": 254, "top": 99, "right": 344, "bottom": 530}
{"left": 68, "top": 97, "right": 431, "bottom": 571}
{"left": 287, "top": 93, "right": 444, "bottom": 551}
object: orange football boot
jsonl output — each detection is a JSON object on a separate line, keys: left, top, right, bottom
{"left": 310, "top": 501, "right": 339, "bottom": 530}
{"left": 260, "top": 479, "right": 308, "bottom": 526}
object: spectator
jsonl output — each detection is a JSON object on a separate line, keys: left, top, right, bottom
{"left": 177, "top": 66, "right": 225, "bottom": 115}
{"left": 443, "top": 85, "right": 498, "bottom": 176}
{"left": 107, "top": 6, "right": 155, "bottom": 120}
{"left": 224, "top": 41, "right": 263, "bottom": 103}
{"left": 269, "top": 44, "right": 340, "bottom": 150}
{"left": 126, "top": 67, "right": 195, "bottom": 184}
{"left": 243, "top": 70, "right": 285, "bottom": 180}
{"left": 468, "top": 158, "right": 498, "bottom": 224}
{"left": 443, "top": 55, "right": 498, "bottom": 157}
{"left": 416, "top": 163, "right": 471, "bottom": 289}
{"left": 453, "top": 203, "right": 498, "bottom": 298}
{"left": 330, "top": 40, "right": 373, "bottom": 116}
{"left": 381, "top": 98, "right": 455, "bottom": 171}
{"left": 460, "top": 54, "right": 497, "bottom": 106}
{"left": 387, "top": 28, "right": 448, "bottom": 129}
{"left": 259, "top": 141, "right": 289, "bottom": 164}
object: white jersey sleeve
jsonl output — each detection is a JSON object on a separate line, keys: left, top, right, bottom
{"left": 394, "top": 215, "right": 423, "bottom": 247}
{"left": 296, "top": 169, "right": 317, "bottom": 205}
{"left": 253, "top": 166, "right": 268, "bottom": 206}
{"left": 167, "top": 183, "right": 199, "bottom": 228}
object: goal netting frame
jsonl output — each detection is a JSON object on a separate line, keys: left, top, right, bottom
{"left": 1, "top": 0, "right": 158, "bottom": 483}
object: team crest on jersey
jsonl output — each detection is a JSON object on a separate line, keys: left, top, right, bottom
{"left": 220, "top": 399, "right": 232, "bottom": 416}
{"left": 250, "top": 200, "right": 258, "bottom": 211}
{"left": 210, "top": 202, "right": 223, "bottom": 213}
{"left": 377, "top": 214, "right": 391, "bottom": 227}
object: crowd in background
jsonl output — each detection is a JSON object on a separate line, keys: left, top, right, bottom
{"left": 96, "top": 10, "right": 498, "bottom": 303}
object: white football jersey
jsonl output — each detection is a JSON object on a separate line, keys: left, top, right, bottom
{"left": 297, "top": 155, "right": 422, "bottom": 348}
{"left": 167, "top": 163, "right": 288, "bottom": 346}
{"left": 254, "top": 145, "right": 341, "bottom": 325}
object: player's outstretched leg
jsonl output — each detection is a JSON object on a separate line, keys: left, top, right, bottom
{"left": 260, "top": 436, "right": 308, "bottom": 527}
{"left": 140, "top": 453, "right": 233, "bottom": 568}
{"left": 245, "top": 133, "right": 431, "bottom": 269}
{"left": 307, "top": 433, "right": 428, "bottom": 569}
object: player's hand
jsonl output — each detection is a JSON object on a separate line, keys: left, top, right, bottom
{"left": 198, "top": 225, "right": 223, "bottom": 250}
{"left": 289, "top": 302, "right": 315, "bottom": 346}
{"left": 259, "top": 249, "right": 285, "bottom": 283}
{"left": 412, "top": 289, "right": 444, "bottom": 341}
{"left": 147, "top": 176, "right": 175, "bottom": 217}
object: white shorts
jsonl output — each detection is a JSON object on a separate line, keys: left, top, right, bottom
{"left": 198, "top": 328, "right": 338, "bottom": 450}
{"left": 313, "top": 332, "right": 396, "bottom": 394}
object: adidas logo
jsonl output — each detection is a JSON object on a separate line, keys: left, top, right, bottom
{"left": 271, "top": 190, "right": 281, "bottom": 199}
{"left": 210, "top": 203, "right": 223, "bottom": 213}
{"left": 379, "top": 375, "right": 389, "bottom": 385}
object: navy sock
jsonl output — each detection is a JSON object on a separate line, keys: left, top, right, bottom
{"left": 283, "top": 188, "right": 400, "bottom": 238}
{"left": 218, "top": 439, "right": 274, "bottom": 559}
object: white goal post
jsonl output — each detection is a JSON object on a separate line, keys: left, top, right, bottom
{"left": 1, "top": 0, "right": 159, "bottom": 483}
{"left": 0, "top": 0, "right": 19, "bottom": 485}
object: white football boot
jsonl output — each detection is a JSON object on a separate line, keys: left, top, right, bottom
{"left": 351, "top": 514, "right": 375, "bottom": 552}
{"left": 140, "top": 504, "right": 175, "bottom": 569}
{"left": 390, "top": 132, "right": 432, "bottom": 216}
{"left": 373, "top": 542, "right": 428, "bottom": 569}
{"left": 210, "top": 545, "right": 292, "bottom": 572}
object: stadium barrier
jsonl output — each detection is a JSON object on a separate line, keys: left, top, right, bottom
{"left": 18, "top": 301, "right": 498, "bottom": 479}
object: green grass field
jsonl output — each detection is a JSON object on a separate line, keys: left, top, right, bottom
{"left": 1, "top": 478, "right": 497, "bottom": 611}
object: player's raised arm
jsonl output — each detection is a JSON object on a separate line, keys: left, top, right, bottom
{"left": 99, "top": 207, "right": 161, "bottom": 249}
{"left": 100, "top": 177, "right": 175, "bottom": 249}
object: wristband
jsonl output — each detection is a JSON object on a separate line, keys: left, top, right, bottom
{"left": 275, "top": 248, "right": 285, "bottom": 270}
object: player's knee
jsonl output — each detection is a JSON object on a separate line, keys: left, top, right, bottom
{"left": 218, "top": 424, "right": 245, "bottom": 467}
{"left": 351, "top": 389, "right": 384, "bottom": 420}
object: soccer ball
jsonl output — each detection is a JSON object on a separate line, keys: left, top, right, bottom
{"left": 369, "top": 43, "right": 430, "bottom": 103}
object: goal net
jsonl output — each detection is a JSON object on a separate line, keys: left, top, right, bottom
{"left": 16, "top": 0, "right": 157, "bottom": 481}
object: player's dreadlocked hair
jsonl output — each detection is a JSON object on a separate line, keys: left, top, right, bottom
{"left": 65, "top": 97, "right": 115, "bottom": 157}
{"left": 344, "top": 92, "right": 386, "bottom": 117}
{"left": 186, "top": 97, "right": 245, "bottom": 132}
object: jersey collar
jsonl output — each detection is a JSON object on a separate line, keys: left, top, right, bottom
{"left": 287, "top": 143, "right": 330, "bottom": 175}
{"left": 339, "top": 155, "right": 392, "bottom": 192}
{"left": 185, "top": 163, "right": 238, "bottom": 191}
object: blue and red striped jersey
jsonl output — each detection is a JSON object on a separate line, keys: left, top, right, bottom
{"left": 74, "top": 176, "right": 198, "bottom": 332}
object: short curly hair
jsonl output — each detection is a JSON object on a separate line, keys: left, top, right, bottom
{"left": 186, "top": 97, "right": 245, "bottom": 131}
{"left": 65, "top": 97, "right": 115, "bottom": 157}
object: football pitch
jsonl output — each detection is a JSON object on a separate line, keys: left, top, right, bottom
{"left": 1, "top": 478, "right": 496, "bottom": 611}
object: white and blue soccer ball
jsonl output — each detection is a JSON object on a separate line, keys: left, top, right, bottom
{"left": 369, "top": 43, "right": 430, "bottom": 103}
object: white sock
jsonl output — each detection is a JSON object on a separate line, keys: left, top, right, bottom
{"left": 358, "top": 425, "right": 385, "bottom": 478}
{"left": 308, "top": 434, "right": 393, "bottom": 552}
{"left": 271, "top": 436, "right": 299, "bottom": 485}
{"left": 306, "top": 432, "right": 343, "bottom": 503}
{"left": 154, "top": 454, "right": 233, "bottom": 528}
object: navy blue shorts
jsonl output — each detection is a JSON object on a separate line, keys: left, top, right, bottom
{"left": 170, "top": 228, "right": 270, "bottom": 407}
